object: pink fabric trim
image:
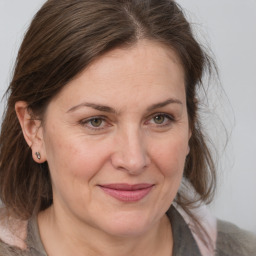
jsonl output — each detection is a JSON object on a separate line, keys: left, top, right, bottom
{"left": 0, "top": 197, "right": 217, "bottom": 254}
{"left": 173, "top": 203, "right": 217, "bottom": 256}
{"left": 0, "top": 209, "right": 27, "bottom": 250}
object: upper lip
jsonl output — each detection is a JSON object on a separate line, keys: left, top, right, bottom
{"left": 99, "top": 183, "right": 154, "bottom": 191}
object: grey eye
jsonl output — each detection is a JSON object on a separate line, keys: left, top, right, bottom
{"left": 90, "top": 118, "right": 103, "bottom": 127}
{"left": 153, "top": 115, "right": 165, "bottom": 124}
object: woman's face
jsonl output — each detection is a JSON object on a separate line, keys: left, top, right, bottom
{"left": 40, "top": 40, "right": 190, "bottom": 237}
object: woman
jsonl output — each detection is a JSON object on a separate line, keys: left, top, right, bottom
{"left": 0, "top": 0, "right": 255, "bottom": 255}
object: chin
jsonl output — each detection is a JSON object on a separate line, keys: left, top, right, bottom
{"left": 96, "top": 211, "right": 157, "bottom": 238}
{"left": 104, "top": 223, "right": 151, "bottom": 238}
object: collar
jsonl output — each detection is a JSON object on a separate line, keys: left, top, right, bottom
{"left": 167, "top": 206, "right": 202, "bottom": 256}
{"left": 26, "top": 206, "right": 203, "bottom": 256}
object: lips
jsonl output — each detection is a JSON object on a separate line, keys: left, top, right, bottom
{"left": 99, "top": 183, "right": 154, "bottom": 202}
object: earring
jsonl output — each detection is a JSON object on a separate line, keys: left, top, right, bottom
{"left": 35, "top": 152, "right": 41, "bottom": 160}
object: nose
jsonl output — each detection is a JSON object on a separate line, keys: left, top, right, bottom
{"left": 111, "top": 127, "right": 151, "bottom": 175}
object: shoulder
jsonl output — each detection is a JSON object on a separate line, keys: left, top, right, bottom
{"left": 172, "top": 202, "right": 256, "bottom": 256}
{"left": 0, "top": 208, "right": 29, "bottom": 256}
{"left": 216, "top": 219, "right": 256, "bottom": 256}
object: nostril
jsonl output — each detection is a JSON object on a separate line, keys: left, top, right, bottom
{"left": 110, "top": 131, "right": 150, "bottom": 173}
{"left": 110, "top": 149, "right": 150, "bottom": 174}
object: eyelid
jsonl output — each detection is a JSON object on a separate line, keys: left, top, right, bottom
{"left": 79, "top": 116, "right": 111, "bottom": 130}
{"left": 145, "top": 112, "right": 175, "bottom": 126}
{"left": 79, "top": 112, "right": 175, "bottom": 132}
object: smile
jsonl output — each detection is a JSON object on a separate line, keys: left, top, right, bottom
{"left": 98, "top": 183, "right": 154, "bottom": 202}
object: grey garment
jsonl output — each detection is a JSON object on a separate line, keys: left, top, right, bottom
{"left": 215, "top": 219, "right": 256, "bottom": 256}
{"left": 0, "top": 214, "right": 45, "bottom": 256}
{"left": 0, "top": 206, "right": 201, "bottom": 256}
{"left": 0, "top": 206, "right": 255, "bottom": 256}
{"left": 167, "top": 206, "right": 202, "bottom": 256}
{"left": 26, "top": 215, "right": 46, "bottom": 256}
{"left": 25, "top": 206, "right": 203, "bottom": 256}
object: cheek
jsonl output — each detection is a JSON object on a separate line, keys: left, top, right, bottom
{"left": 43, "top": 128, "right": 110, "bottom": 184}
{"left": 150, "top": 134, "right": 188, "bottom": 178}
{"left": 147, "top": 134, "right": 188, "bottom": 212}
{"left": 43, "top": 134, "right": 112, "bottom": 209}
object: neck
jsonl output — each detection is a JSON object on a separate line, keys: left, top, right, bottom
{"left": 38, "top": 206, "right": 173, "bottom": 256}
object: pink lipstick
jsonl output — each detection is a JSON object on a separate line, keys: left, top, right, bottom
{"left": 99, "top": 183, "right": 154, "bottom": 202}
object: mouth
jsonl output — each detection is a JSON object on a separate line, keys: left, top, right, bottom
{"left": 98, "top": 183, "right": 154, "bottom": 202}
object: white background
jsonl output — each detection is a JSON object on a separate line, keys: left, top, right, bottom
{"left": 0, "top": 0, "right": 256, "bottom": 233}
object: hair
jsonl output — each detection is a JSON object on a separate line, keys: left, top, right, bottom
{"left": 0, "top": 0, "right": 216, "bottom": 244}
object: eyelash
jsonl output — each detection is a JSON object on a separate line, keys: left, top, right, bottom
{"left": 79, "top": 113, "right": 175, "bottom": 131}
{"left": 146, "top": 113, "right": 175, "bottom": 127}
{"left": 79, "top": 116, "right": 109, "bottom": 131}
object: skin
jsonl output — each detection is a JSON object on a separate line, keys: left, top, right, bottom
{"left": 16, "top": 40, "right": 191, "bottom": 256}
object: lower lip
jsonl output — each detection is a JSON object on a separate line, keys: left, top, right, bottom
{"left": 99, "top": 186, "right": 153, "bottom": 202}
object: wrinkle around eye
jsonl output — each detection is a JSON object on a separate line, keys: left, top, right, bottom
{"left": 79, "top": 116, "right": 113, "bottom": 132}
{"left": 144, "top": 113, "right": 175, "bottom": 129}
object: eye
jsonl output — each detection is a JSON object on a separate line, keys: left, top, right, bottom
{"left": 146, "top": 113, "right": 174, "bottom": 127}
{"left": 80, "top": 116, "right": 110, "bottom": 131}
{"left": 89, "top": 118, "right": 103, "bottom": 127}
{"left": 153, "top": 115, "right": 165, "bottom": 124}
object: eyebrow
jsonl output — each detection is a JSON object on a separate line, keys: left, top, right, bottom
{"left": 67, "top": 102, "right": 116, "bottom": 113}
{"left": 146, "top": 98, "right": 182, "bottom": 111}
{"left": 67, "top": 98, "right": 182, "bottom": 113}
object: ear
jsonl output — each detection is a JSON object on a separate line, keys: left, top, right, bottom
{"left": 15, "top": 101, "right": 46, "bottom": 163}
{"left": 187, "top": 145, "right": 190, "bottom": 156}
{"left": 187, "top": 129, "right": 192, "bottom": 156}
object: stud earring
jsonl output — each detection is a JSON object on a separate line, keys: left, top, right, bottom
{"left": 35, "top": 152, "right": 41, "bottom": 160}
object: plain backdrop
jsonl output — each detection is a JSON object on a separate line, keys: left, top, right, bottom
{"left": 0, "top": 0, "right": 256, "bottom": 234}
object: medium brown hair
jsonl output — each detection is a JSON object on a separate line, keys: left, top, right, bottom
{"left": 0, "top": 0, "right": 216, "bottom": 223}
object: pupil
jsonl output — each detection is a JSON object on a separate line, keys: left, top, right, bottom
{"left": 91, "top": 119, "right": 102, "bottom": 127}
{"left": 154, "top": 115, "right": 164, "bottom": 124}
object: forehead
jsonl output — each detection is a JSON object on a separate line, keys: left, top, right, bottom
{"left": 85, "top": 39, "right": 184, "bottom": 84}
{"left": 48, "top": 39, "right": 185, "bottom": 111}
